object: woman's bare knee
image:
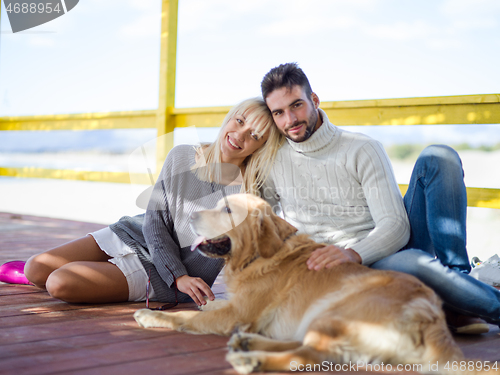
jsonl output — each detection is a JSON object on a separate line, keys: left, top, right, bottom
{"left": 24, "top": 235, "right": 108, "bottom": 288}
{"left": 45, "top": 262, "right": 129, "bottom": 303}
{"left": 45, "top": 267, "right": 91, "bottom": 303}
{"left": 45, "top": 269, "right": 76, "bottom": 302}
{"left": 24, "top": 253, "right": 52, "bottom": 288}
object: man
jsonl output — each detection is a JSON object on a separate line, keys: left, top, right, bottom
{"left": 260, "top": 62, "right": 500, "bottom": 334}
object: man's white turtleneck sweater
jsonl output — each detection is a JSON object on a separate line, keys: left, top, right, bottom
{"left": 263, "top": 109, "right": 410, "bottom": 265}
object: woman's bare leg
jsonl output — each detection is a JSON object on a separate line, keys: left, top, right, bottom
{"left": 25, "top": 234, "right": 111, "bottom": 287}
{"left": 45, "top": 261, "right": 129, "bottom": 303}
{"left": 24, "top": 234, "right": 130, "bottom": 303}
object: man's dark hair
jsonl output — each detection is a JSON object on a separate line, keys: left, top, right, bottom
{"left": 261, "top": 62, "right": 313, "bottom": 100}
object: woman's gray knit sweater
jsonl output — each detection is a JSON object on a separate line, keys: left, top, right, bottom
{"left": 109, "top": 145, "right": 240, "bottom": 302}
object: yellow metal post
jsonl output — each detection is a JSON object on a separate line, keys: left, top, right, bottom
{"left": 155, "top": 0, "right": 179, "bottom": 175}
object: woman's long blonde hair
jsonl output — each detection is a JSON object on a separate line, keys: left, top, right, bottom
{"left": 191, "top": 97, "right": 284, "bottom": 195}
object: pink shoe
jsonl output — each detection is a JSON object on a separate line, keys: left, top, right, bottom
{"left": 0, "top": 261, "right": 32, "bottom": 285}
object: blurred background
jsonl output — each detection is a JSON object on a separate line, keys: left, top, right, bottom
{"left": 1, "top": 0, "right": 499, "bottom": 261}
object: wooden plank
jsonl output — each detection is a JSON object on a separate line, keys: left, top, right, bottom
{"left": 323, "top": 102, "right": 500, "bottom": 126}
{"left": 155, "top": 0, "right": 179, "bottom": 170}
{"left": 0, "top": 294, "right": 140, "bottom": 319}
{"left": 174, "top": 102, "right": 500, "bottom": 128}
{"left": 1, "top": 330, "right": 229, "bottom": 375}
{"left": 0, "top": 110, "right": 156, "bottom": 131}
{"left": 0, "top": 168, "right": 152, "bottom": 185}
{"left": 0, "top": 329, "right": 174, "bottom": 361}
{"left": 0, "top": 290, "right": 65, "bottom": 306}
{"left": 172, "top": 94, "right": 500, "bottom": 128}
{"left": 398, "top": 184, "right": 500, "bottom": 209}
{"left": 322, "top": 94, "right": 500, "bottom": 126}
{"left": 320, "top": 94, "right": 500, "bottom": 108}
{"left": 467, "top": 187, "right": 500, "bottom": 209}
{"left": 0, "top": 305, "right": 132, "bottom": 324}
{"left": 0, "top": 297, "right": 219, "bottom": 321}
{"left": 1, "top": 305, "right": 497, "bottom": 375}
{"left": 0, "top": 212, "right": 106, "bottom": 264}
{"left": 0, "top": 284, "right": 45, "bottom": 296}
{"left": 1, "top": 94, "right": 497, "bottom": 132}
{"left": 454, "top": 326, "right": 500, "bottom": 346}
{"left": 454, "top": 327, "right": 500, "bottom": 362}
{"left": 56, "top": 347, "right": 232, "bottom": 375}
{"left": 0, "top": 314, "right": 141, "bottom": 344}
{"left": 172, "top": 108, "right": 229, "bottom": 128}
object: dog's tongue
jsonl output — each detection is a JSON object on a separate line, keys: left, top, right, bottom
{"left": 191, "top": 235, "right": 206, "bottom": 251}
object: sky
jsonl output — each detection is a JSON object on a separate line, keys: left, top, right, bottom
{"left": 0, "top": 0, "right": 500, "bottom": 145}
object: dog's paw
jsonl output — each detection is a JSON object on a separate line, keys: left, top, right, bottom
{"left": 199, "top": 298, "right": 228, "bottom": 312}
{"left": 228, "top": 332, "right": 255, "bottom": 352}
{"left": 134, "top": 309, "right": 173, "bottom": 329}
{"left": 198, "top": 297, "right": 210, "bottom": 311}
{"left": 226, "top": 352, "right": 262, "bottom": 374}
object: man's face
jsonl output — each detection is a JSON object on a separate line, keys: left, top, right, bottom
{"left": 265, "top": 85, "right": 321, "bottom": 143}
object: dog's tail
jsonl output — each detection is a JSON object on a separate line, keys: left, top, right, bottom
{"left": 419, "top": 315, "right": 498, "bottom": 375}
{"left": 401, "top": 296, "right": 487, "bottom": 375}
{"left": 420, "top": 317, "right": 463, "bottom": 369}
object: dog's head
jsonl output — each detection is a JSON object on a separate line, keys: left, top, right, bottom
{"left": 190, "top": 194, "right": 297, "bottom": 271}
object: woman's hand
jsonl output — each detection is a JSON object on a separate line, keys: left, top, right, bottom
{"left": 307, "top": 245, "right": 362, "bottom": 271}
{"left": 176, "top": 275, "right": 215, "bottom": 306}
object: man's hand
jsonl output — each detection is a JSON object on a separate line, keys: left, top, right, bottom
{"left": 176, "top": 275, "right": 215, "bottom": 306}
{"left": 307, "top": 245, "right": 362, "bottom": 271}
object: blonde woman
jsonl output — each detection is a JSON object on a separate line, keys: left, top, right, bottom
{"left": 24, "top": 98, "right": 284, "bottom": 306}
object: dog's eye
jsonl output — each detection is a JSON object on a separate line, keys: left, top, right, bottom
{"left": 222, "top": 206, "right": 232, "bottom": 214}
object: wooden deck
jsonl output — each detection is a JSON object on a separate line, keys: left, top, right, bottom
{"left": 0, "top": 212, "right": 499, "bottom": 375}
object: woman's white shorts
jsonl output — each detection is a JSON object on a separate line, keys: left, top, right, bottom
{"left": 89, "top": 227, "right": 155, "bottom": 302}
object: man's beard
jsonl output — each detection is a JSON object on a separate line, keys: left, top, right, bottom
{"left": 284, "top": 109, "right": 319, "bottom": 143}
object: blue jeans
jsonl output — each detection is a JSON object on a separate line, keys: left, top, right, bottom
{"left": 371, "top": 145, "right": 500, "bottom": 325}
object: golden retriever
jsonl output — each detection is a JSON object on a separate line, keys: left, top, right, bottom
{"left": 134, "top": 194, "right": 481, "bottom": 374}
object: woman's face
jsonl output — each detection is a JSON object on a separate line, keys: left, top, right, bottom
{"left": 219, "top": 112, "right": 270, "bottom": 166}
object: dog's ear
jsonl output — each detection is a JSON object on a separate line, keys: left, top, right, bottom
{"left": 256, "top": 203, "right": 297, "bottom": 258}
{"left": 273, "top": 214, "right": 298, "bottom": 240}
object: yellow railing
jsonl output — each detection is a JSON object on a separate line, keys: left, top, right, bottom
{"left": 1, "top": 0, "right": 499, "bottom": 209}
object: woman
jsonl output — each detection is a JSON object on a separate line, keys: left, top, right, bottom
{"left": 23, "top": 98, "right": 284, "bottom": 305}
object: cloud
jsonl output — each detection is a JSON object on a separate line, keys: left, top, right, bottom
{"left": 441, "top": 0, "right": 500, "bottom": 17}
{"left": 361, "top": 19, "right": 464, "bottom": 50}
{"left": 367, "top": 20, "right": 437, "bottom": 41}
{"left": 426, "top": 38, "right": 462, "bottom": 51}
{"left": 178, "top": 0, "right": 267, "bottom": 33}
{"left": 119, "top": 14, "right": 161, "bottom": 38}
{"left": 127, "top": 0, "right": 161, "bottom": 11}
{"left": 83, "top": 0, "right": 128, "bottom": 11}
{"left": 179, "top": 0, "right": 376, "bottom": 35}
{"left": 117, "top": 1, "right": 161, "bottom": 39}
{"left": 258, "top": 15, "right": 360, "bottom": 37}
{"left": 440, "top": 0, "right": 500, "bottom": 30}
{"left": 27, "top": 35, "right": 56, "bottom": 47}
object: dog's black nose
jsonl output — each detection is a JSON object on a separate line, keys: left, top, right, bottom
{"left": 190, "top": 212, "right": 199, "bottom": 221}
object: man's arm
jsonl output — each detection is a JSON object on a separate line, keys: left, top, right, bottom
{"left": 308, "top": 139, "right": 409, "bottom": 270}
{"left": 307, "top": 245, "right": 361, "bottom": 270}
{"left": 349, "top": 140, "right": 410, "bottom": 264}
